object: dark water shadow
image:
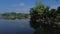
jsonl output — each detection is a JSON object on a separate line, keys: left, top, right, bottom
{"left": 30, "top": 19, "right": 60, "bottom": 34}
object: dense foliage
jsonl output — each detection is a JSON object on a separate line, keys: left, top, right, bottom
{"left": 30, "top": 2, "right": 60, "bottom": 34}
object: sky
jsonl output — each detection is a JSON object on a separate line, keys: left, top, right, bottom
{"left": 0, "top": 0, "right": 60, "bottom": 13}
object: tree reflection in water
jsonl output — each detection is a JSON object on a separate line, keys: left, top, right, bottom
{"left": 30, "top": 18, "right": 60, "bottom": 34}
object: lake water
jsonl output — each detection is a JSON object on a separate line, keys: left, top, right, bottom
{"left": 0, "top": 19, "right": 35, "bottom": 34}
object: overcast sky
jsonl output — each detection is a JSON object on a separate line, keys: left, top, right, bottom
{"left": 0, "top": 0, "right": 60, "bottom": 13}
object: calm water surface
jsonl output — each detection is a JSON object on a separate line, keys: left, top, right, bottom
{"left": 0, "top": 19, "right": 34, "bottom": 34}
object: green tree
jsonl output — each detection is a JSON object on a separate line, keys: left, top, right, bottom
{"left": 30, "top": 1, "right": 60, "bottom": 34}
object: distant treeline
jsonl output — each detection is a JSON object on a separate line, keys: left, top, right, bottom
{"left": 0, "top": 12, "right": 30, "bottom": 20}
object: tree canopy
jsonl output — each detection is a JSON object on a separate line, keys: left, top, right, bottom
{"left": 30, "top": 1, "right": 60, "bottom": 34}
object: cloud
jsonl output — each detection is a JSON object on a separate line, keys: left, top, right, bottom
{"left": 0, "top": 3, "right": 30, "bottom": 13}
{"left": 19, "top": 3, "right": 25, "bottom": 7}
{"left": 11, "top": 3, "right": 25, "bottom": 8}
{"left": 50, "top": 4, "right": 60, "bottom": 9}
{"left": 6, "top": 3, "right": 29, "bottom": 13}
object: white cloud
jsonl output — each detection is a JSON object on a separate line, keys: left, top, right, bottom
{"left": 50, "top": 4, "right": 60, "bottom": 9}
{"left": 11, "top": 3, "right": 25, "bottom": 8}
{"left": 4, "top": 3, "right": 29, "bottom": 13}
{"left": 19, "top": 3, "right": 25, "bottom": 7}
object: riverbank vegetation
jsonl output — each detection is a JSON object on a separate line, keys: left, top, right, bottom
{"left": 0, "top": 12, "right": 29, "bottom": 20}
{"left": 30, "top": 1, "right": 60, "bottom": 34}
